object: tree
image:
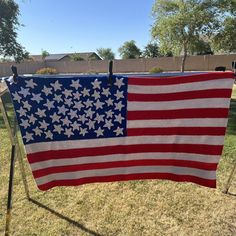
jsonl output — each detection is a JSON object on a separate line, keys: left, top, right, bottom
{"left": 189, "top": 39, "right": 213, "bottom": 55}
{"left": 0, "top": 0, "right": 28, "bottom": 62}
{"left": 97, "top": 48, "right": 115, "bottom": 60}
{"left": 151, "top": 0, "right": 219, "bottom": 72}
{"left": 142, "top": 42, "right": 173, "bottom": 57}
{"left": 41, "top": 50, "right": 50, "bottom": 60}
{"left": 211, "top": 0, "right": 236, "bottom": 53}
{"left": 142, "top": 42, "right": 160, "bottom": 58}
{"left": 212, "top": 18, "right": 236, "bottom": 53}
{"left": 0, "top": 57, "right": 14, "bottom": 63}
{"left": 118, "top": 40, "right": 141, "bottom": 59}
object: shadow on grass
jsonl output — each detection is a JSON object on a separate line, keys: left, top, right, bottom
{"left": 226, "top": 98, "right": 236, "bottom": 135}
{"left": 28, "top": 198, "right": 104, "bottom": 236}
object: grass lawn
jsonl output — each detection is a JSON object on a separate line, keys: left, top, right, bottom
{"left": 0, "top": 88, "right": 236, "bottom": 236}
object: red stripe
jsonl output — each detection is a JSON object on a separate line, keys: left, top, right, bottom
{"left": 128, "top": 72, "right": 234, "bottom": 85}
{"left": 127, "top": 127, "right": 226, "bottom": 136}
{"left": 32, "top": 160, "right": 217, "bottom": 178}
{"left": 127, "top": 108, "right": 229, "bottom": 120}
{"left": 27, "top": 143, "right": 223, "bottom": 163}
{"left": 37, "top": 173, "right": 216, "bottom": 191}
{"left": 128, "top": 89, "right": 232, "bottom": 101}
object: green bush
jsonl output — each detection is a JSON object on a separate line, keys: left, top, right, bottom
{"left": 36, "top": 67, "right": 57, "bottom": 74}
{"left": 149, "top": 67, "right": 164, "bottom": 73}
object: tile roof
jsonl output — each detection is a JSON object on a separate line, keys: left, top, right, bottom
{"left": 31, "top": 52, "right": 101, "bottom": 61}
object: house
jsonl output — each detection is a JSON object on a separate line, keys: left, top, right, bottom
{"left": 31, "top": 52, "right": 102, "bottom": 62}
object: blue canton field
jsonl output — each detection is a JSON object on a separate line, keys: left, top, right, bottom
{"left": 0, "top": 88, "right": 236, "bottom": 236}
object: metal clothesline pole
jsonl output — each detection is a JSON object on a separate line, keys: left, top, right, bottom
{"left": 0, "top": 86, "right": 30, "bottom": 236}
{"left": 4, "top": 116, "right": 17, "bottom": 236}
{"left": 223, "top": 164, "right": 236, "bottom": 194}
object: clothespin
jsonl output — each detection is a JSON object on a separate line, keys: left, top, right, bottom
{"left": 108, "top": 60, "right": 113, "bottom": 87}
{"left": 11, "top": 65, "right": 18, "bottom": 83}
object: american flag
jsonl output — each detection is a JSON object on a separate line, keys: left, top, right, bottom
{"left": 6, "top": 72, "right": 234, "bottom": 190}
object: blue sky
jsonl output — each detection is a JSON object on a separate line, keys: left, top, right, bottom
{"left": 16, "top": 0, "right": 155, "bottom": 58}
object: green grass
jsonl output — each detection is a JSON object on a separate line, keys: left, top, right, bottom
{"left": 0, "top": 89, "right": 236, "bottom": 236}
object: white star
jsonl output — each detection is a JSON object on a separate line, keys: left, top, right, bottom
{"left": 92, "top": 90, "right": 100, "bottom": 100}
{"left": 114, "top": 114, "right": 125, "bottom": 124}
{"left": 62, "top": 89, "right": 73, "bottom": 98}
{"left": 87, "top": 119, "right": 96, "bottom": 130}
{"left": 33, "top": 127, "right": 43, "bottom": 136}
{"left": 94, "top": 100, "right": 104, "bottom": 110}
{"left": 18, "top": 87, "right": 30, "bottom": 98}
{"left": 104, "top": 119, "right": 113, "bottom": 130}
{"left": 39, "top": 120, "right": 49, "bottom": 130}
{"left": 51, "top": 80, "right": 62, "bottom": 91}
{"left": 114, "top": 78, "right": 125, "bottom": 88}
{"left": 113, "top": 127, "right": 124, "bottom": 136}
{"left": 50, "top": 112, "right": 60, "bottom": 123}
{"left": 71, "top": 80, "right": 81, "bottom": 90}
{"left": 81, "top": 88, "right": 90, "bottom": 97}
{"left": 91, "top": 79, "right": 102, "bottom": 89}
{"left": 102, "top": 88, "right": 111, "bottom": 97}
{"left": 53, "top": 124, "right": 64, "bottom": 134}
{"left": 114, "top": 101, "right": 125, "bottom": 111}
{"left": 84, "top": 99, "right": 93, "bottom": 108}
{"left": 20, "top": 119, "right": 30, "bottom": 129}
{"left": 31, "top": 93, "right": 43, "bottom": 104}
{"left": 84, "top": 108, "right": 95, "bottom": 119}
{"left": 17, "top": 107, "right": 27, "bottom": 117}
{"left": 106, "top": 110, "right": 114, "bottom": 118}
{"left": 22, "top": 100, "right": 32, "bottom": 111}
{"left": 25, "top": 79, "right": 37, "bottom": 89}
{"left": 65, "top": 128, "right": 73, "bottom": 138}
{"left": 45, "top": 130, "right": 53, "bottom": 139}
{"left": 35, "top": 108, "right": 46, "bottom": 118}
{"left": 78, "top": 114, "right": 87, "bottom": 124}
{"left": 53, "top": 94, "right": 63, "bottom": 103}
{"left": 114, "top": 90, "right": 124, "bottom": 100}
{"left": 68, "top": 109, "right": 77, "bottom": 119}
{"left": 44, "top": 99, "right": 55, "bottom": 110}
{"left": 94, "top": 127, "right": 104, "bottom": 137}
{"left": 28, "top": 114, "right": 37, "bottom": 124}
{"left": 71, "top": 121, "right": 80, "bottom": 131}
{"left": 61, "top": 116, "right": 72, "bottom": 127}
{"left": 12, "top": 92, "right": 21, "bottom": 103}
{"left": 80, "top": 127, "right": 88, "bottom": 136}
{"left": 58, "top": 105, "right": 68, "bottom": 115}
{"left": 94, "top": 113, "right": 104, "bottom": 124}
{"left": 64, "top": 98, "right": 73, "bottom": 107}
{"left": 24, "top": 132, "right": 34, "bottom": 142}
{"left": 74, "top": 101, "right": 84, "bottom": 111}
{"left": 73, "top": 91, "right": 81, "bottom": 100}
{"left": 105, "top": 98, "right": 113, "bottom": 106}
{"left": 42, "top": 86, "right": 52, "bottom": 96}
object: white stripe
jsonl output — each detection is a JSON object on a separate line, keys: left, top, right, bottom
{"left": 36, "top": 166, "right": 216, "bottom": 186}
{"left": 128, "top": 98, "right": 230, "bottom": 111}
{"left": 31, "top": 153, "right": 220, "bottom": 171}
{"left": 128, "top": 79, "right": 233, "bottom": 94}
{"left": 127, "top": 118, "right": 228, "bottom": 128}
{"left": 26, "top": 135, "right": 224, "bottom": 154}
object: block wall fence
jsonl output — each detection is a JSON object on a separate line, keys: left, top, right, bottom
{"left": 0, "top": 54, "right": 235, "bottom": 77}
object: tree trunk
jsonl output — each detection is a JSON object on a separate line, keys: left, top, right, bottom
{"left": 181, "top": 47, "right": 187, "bottom": 72}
